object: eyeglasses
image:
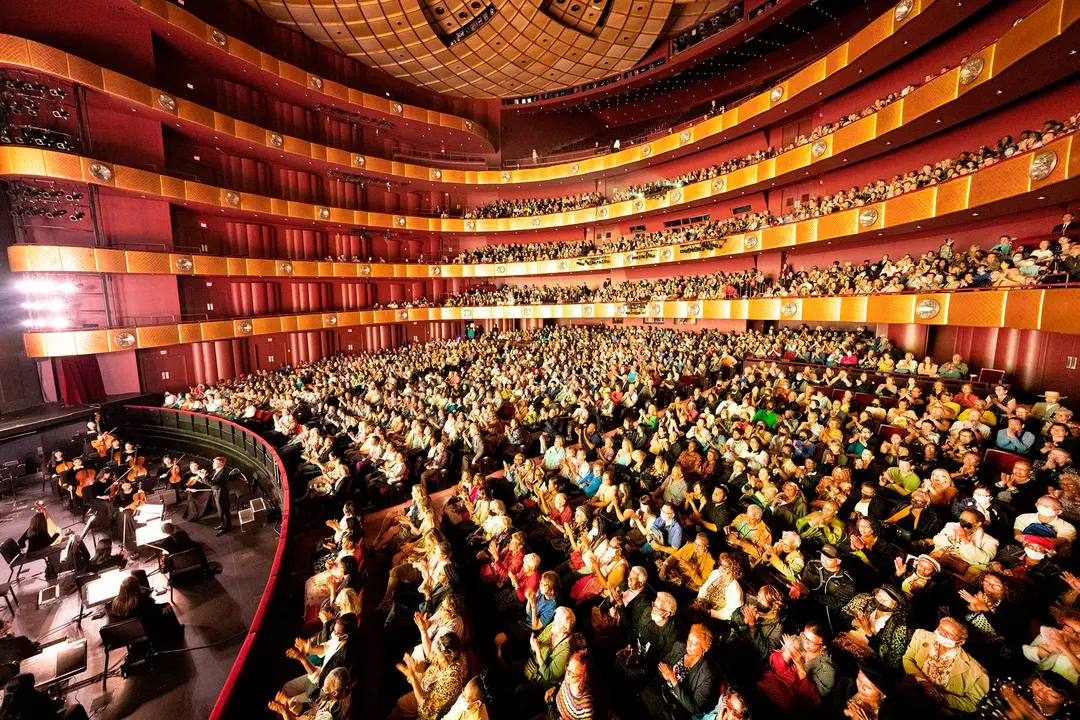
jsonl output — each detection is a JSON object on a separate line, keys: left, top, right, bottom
{"left": 959, "top": 521, "right": 975, "bottom": 530}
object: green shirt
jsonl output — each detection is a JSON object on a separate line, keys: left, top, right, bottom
{"left": 524, "top": 624, "right": 571, "bottom": 687}
{"left": 886, "top": 467, "right": 921, "bottom": 493}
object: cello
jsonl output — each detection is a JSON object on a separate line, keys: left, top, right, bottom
{"left": 128, "top": 447, "right": 148, "bottom": 480}
{"left": 91, "top": 427, "right": 118, "bottom": 458}
{"left": 74, "top": 466, "right": 97, "bottom": 497}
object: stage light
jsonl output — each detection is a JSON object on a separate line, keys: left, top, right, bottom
{"left": 44, "top": 316, "right": 70, "bottom": 329}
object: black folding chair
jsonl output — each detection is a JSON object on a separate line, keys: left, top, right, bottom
{"left": 165, "top": 547, "right": 209, "bottom": 602}
{"left": 99, "top": 617, "right": 149, "bottom": 690}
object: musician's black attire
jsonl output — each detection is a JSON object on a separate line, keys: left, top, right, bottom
{"left": 182, "top": 475, "right": 213, "bottom": 521}
{"left": 114, "top": 488, "right": 140, "bottom": 554}
{"left": 209, "top": 466, "right": 231, "bottom": 533}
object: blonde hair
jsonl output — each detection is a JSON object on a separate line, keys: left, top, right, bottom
{"left": 336, "top": 587, "right": 363, "bottom": 616}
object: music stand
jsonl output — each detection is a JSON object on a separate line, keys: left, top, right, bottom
{"left": 238, "top": 508, "right": 256, "bottom": 533}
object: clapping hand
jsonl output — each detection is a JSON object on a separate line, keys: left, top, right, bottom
{"left": 658, "top": 662, "right": 677, "bottom": 684}
{"left": 741, "top": 604, "right": 758, "bottom": 627}
{"left": 293, "top": 637, "right": 310, "bottom": 654}
{"left": 285, "top": 647, "right": 303, "bottom": 661}
{"left": 1063, "top": 571, "right": 1080, "bottom": 593}
{"left": 958, "top": 589, "right": 990, "bottom": 612}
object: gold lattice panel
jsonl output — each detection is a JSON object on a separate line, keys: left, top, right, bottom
{"left": 242, "top": 0, "right": 706, "bottom": 98}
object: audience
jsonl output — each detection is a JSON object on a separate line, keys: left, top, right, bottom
{"left": 178, "top": 321, "right": 1080, "bottom": 720}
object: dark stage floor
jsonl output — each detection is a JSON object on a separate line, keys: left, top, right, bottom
{"left": 0, "top": 476, "right": 280, "bottom": 719}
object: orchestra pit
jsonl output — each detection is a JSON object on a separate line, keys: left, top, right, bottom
{"left": 3, "top": 0, "right": 1080, "bottom": 718}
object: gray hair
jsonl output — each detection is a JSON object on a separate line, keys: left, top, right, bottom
{"left": 655, "top": 591, "right": 677, "bottom": 616}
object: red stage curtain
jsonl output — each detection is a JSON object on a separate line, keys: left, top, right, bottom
{"left": 53, "top": 356, "right": 106, "bottom": 405}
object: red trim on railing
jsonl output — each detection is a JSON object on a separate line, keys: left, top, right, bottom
{"left": 123, "top": 406, "right": 290, "bottom": 720}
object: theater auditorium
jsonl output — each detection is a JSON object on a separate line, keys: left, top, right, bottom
{"left": 1, "top": 0, "right": 1080, "bottom": 717}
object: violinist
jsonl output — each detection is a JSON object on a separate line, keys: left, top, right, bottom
{"left": 183, "top": 465, "right": 214, "bottom": 521}
{"left": 158, "top": 455, "right": 184, "bottom": 503}
{"left": 50, "top": 451, "right": 77, "bottom": 506}
{"left": 121, "top": 442, "right": 138, "bottom": 468}
{"left": 88, "top": 468, "right": 116, "bottom": 530}
{"left": 85, "top": 418, "right": 100, "bottom": 455}
{"left": 106, "top": 437, "right": 124, "bottom": 469}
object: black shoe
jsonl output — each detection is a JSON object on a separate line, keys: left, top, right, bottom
{"left": 216, "top": 528, "right": 229, "bottom": 536}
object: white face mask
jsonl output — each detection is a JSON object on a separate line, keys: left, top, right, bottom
{"left": 651, "top": 612, "right": 665, "bottom": 624}
{"left": 1024, "top": 547, "right": 1047, "bottom": 561}
{"left": 1038, "top": 507, "right": 1058, "bottom": 521}
{"left": 935, "top": 632, "right": 957, "bottom": 649}
{"left": 974, "top": 495, "right": 991, "bottom": 507}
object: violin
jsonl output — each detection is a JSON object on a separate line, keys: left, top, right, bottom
{"left": 167, "top": 454, "right": 188, "bottom": 485}
{"left": 74, "top": 467, "right": 97, "bottom": 497}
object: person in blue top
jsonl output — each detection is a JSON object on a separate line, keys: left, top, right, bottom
{"left": 574, "top": 462, "right": 603, "bottom": 499}
{"left": 649, "top": 503, "right": 685, "bottom": 555}
{"left": 494, "top": 571, "right": 559, "bottom": 664}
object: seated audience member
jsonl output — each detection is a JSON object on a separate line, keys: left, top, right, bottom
{"left": 900, "top": 617, "right": 989, "bottom": 713}
{"left": 975, "top": 670, "right": 1075, "bottom": 720}
{"left": 616, "top": 592, "right": 680, "bottom": 684}
{"left": 658, "top": 532, "right": 714, "bottom": 591}
{"left": 540, "top": 651, "right": 592, "bottom": 720}
{"left": 521, "top": 607, "right": 578, "bottom": 692}
{"left": 640, "top": 624, "right": 717, "bottom": 720}
{"left": 931, "top": 508, "right": 1000, "bottom": 576}
{"left": 389, "top": 631, "right": 468, "bottom": 720}
{"left": 692, "top": 552, "right": 744, "bottom": 622}
{"left": 280, "top": 614, "right": 358, "bottom": 712}
{"left": 441, "top": 676, "right": 489, "bottom": 720}
{"left": 1014, "top": 496, "right": 1077, "bottom": 555}
{"left": 758, "top": 621, "right": 836, "bottom": 712}
{"left": 269, "top": 667, "right": 352, "bottom": 720}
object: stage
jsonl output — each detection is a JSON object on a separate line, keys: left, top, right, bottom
{"left": 0, "top": 474, "right": 280, "bottom": 719}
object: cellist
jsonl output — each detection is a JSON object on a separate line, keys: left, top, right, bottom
{"left": 47, "top": 450, "right": 72, "bottom": 499}
{"left": 113, "top": 477, "right": 144, "bottom": 557}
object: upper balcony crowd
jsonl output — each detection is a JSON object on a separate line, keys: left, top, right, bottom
{"left": 454, "top": 55, "right": 1033, "bottom": 224}
{"left": 443, "top": 113, "right": 1077, "bottom": 266}
{"left": 370, "top": 224, "right": 1079, "bottom": 311}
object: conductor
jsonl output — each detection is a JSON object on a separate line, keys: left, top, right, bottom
{"left": 209, "top": 456, "right": 232, "bottom": 536}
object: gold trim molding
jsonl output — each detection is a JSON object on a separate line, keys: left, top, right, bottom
{"left": 7, "top": 134, "right": 1078, "bottom": 273}
{"left": 20, "top": 288, "right": 1080, "bottom": 357}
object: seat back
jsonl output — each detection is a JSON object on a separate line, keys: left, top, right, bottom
{"left": 168, "top": 547, "right": 208, "bottom": 582}
{"left": 0, "top": 539, "right": 20, "bottom": 565}
{"left": 984, "top": 449, "right": 1024, "bottom": 477}
{"left": 100, "top": 617, "right": 148, "bottom": 651}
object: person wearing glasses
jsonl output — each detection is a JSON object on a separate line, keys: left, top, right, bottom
{"left": 931, "top": 509, "right": 999, "bottom": 577}
{"left": 757, "top": 621, "right": 836, "bottom": 712}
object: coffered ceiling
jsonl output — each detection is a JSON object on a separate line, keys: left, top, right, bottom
{"left": 243, "top": 0, "right": 732, "bottom": 98}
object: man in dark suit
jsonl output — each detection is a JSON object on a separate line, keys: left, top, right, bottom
{"left": 209, "top": 456, "right": 231, "bottom": 536}
{"left": 1053, "top": 211, "right": 1080, "bottom": 239}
